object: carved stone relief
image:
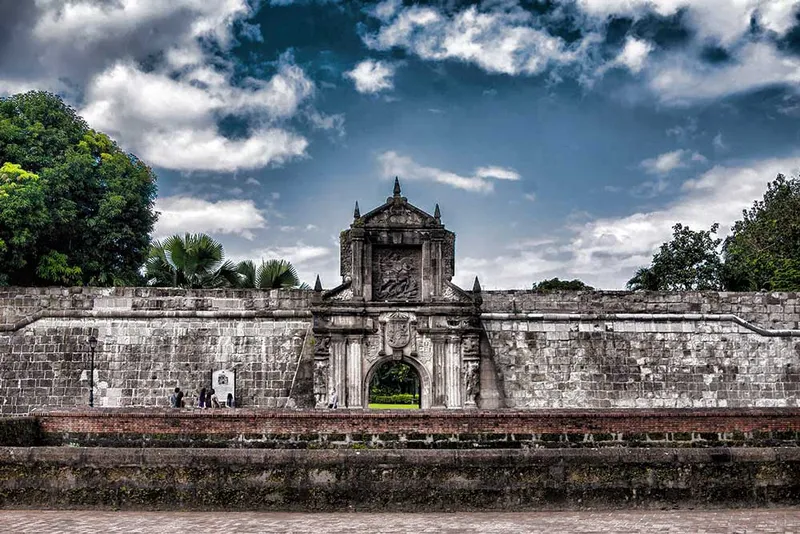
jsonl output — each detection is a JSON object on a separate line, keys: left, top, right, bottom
{"left": 387, "top": 313, "right": 411, "bottom": 348}
{"left": 368, "top": 205, "right": 426, "bottom": 227}
{"left": 372, "top": 247, "right": 421, "bottom": 301}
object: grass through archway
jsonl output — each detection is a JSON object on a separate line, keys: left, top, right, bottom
{"left": 368, "top": 360, "right": 420, "bottom": 409}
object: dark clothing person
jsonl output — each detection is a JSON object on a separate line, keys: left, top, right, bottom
{"left": 170, "top": 387, "right": 184, "bottom": 408}
{"left": 198, "top": 388, "right": 207, "bottom": 408}
{"left": 226, "top": 393, "right": 234, "bottom": 408}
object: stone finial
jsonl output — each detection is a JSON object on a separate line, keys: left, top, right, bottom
{"left": 314, "top": 275, "right": 322, "bottom": 292}
{"left": 393, "top": 176, "right": 401, "bottom": 196}
{"left": 472, "top": 276, "right": 482, "bottom": 293}
{"left": 353, "top": 201, "right": 360, "bottom": 219}
{"left": 434, "top": 203, "right": 441, "bottom": 221}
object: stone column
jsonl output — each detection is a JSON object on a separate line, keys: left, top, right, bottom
{"left": 331, "top": 337, "right": 347, "bottom": 405}
{"left": 346, "top": 336, "right": 363, "bottom": 408}
{"left": 445, "top": 334, "right": 461, "bottom": 408}
{"left": 432, "top": 335, "right": 447, "bottom": 407}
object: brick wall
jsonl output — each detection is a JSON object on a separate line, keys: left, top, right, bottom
{"left": 33, "top": 408, "right": 800, "bottom": 449}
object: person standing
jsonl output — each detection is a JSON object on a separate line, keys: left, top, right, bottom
{"left": 328, "top": 388, "right": 338, "bottom": 409}
{"left": 198, "top": 387, "right": 207, "bottom": 409}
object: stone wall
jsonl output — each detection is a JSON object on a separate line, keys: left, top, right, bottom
{"left": 2, "top": 446, "right": 799, "bottom": 510}
{"left": 0, "top": 287, "right": 312, "bottom": 414}
{"left": 480, "top": 291, "right": 800, "bottom": 409}
{"left": 3, "top": 287, "right": 800, "bottom": 413}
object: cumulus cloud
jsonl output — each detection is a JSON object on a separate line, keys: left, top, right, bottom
{"left": 0, "top": 0, "right": 320, "bottom": 173}
{"left": 648, "top": 42, "right": 800, "bottom": 104}
{"left": 615, "top": 37, "right": 654, "bottom": 74}
{"left": 345, "top": 59, "right": 396, "bottom": 93}
{"left": 364, "top": 3, "right": 593, "bottom": 76}
{"left": 154, "top": 196, "right": 268, "bottom": 239}
{"left": 377, "top": 151, "right": 520, "bottom": 193}
{"left": 640, "top": 149, "right": 706, "bottom": 175}
{"left": 576, "top": 0, "right": 800, "bottom": 46}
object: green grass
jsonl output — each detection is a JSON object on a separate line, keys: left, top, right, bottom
{"left": 368, "top": 403, "right": 420, "bottom": 410}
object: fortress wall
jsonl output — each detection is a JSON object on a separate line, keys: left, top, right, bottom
{"left": 480, "top": 291, "right": 800, "bottom": 409}
{"left": 0, "top": 287, "right": 313, "bottom": 414}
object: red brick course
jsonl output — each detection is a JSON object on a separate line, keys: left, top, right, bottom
{"left": 34, "top": 408, "right": 800, "bottom": 436}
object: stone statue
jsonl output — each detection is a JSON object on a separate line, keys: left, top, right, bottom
{"left": 465, "top": 362, "right": 480, "bottom": 404}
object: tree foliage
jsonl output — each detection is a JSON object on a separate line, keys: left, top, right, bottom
{"left": 145, "top": 233, "right": 239, "bottom": 289}
{"left": 0, "top": 91, "right": 157, "bottom": 286}
{"left": 532, "top": 277, "right": 594, "bottom": 291}
{"left": 370, "top": 361, "right": 418, "bottom": 396}
{"left": 723, "top": 174, "right": 800, "bottom": 291}
{"left": 626, "top": 223, "right": 724, "bottom": 291}
{"left": 235, "top": 259, "right": 303, "bottom": 289}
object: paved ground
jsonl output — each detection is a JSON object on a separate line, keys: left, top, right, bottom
{"left": 0, "top": 509, "right": 799, "bottom": 533}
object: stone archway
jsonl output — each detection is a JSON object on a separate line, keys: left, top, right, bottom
{"left": 363, "top": 355, "right": 432, "bottom": 409}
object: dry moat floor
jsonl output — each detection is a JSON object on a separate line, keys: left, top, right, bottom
{"left": 1, "top": 509, "right": 799, "bottom": 533}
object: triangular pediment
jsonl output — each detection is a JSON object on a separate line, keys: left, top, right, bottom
{"left": 360, "top": 198, "right": 438, "bottom": 228}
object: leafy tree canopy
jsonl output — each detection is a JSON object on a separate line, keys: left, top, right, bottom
{"left": 723, "top": 174, "right": 800, "bottom": 291}
{"left": 627, "top": 223, "right": 724, "bottom": 291}
{"left": 235, "top": 259, "right": 306, "bottom": 289}
{"left": 145, "top": 233, "right": 239, "bottom": 289}
{"left": 532, "top": 277, "right": 594, "bottom": 291}
{"left": 0, "top": 91, "right": 157, "bottom": 286}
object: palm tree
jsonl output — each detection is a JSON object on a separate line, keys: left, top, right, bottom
{"left": 145, "top": 233, "right": 239, "bottom": 288}
{"left": 626, "top": 266, "right": 661, "bottom": 291}
{"left": 235, "top": 258, "right": 308, "bottom": 289}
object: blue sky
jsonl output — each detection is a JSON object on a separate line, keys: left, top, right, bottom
{"left": 2, "top": 0, "right": 800, "bottom": 289}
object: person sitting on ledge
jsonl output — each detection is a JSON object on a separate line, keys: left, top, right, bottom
{"left": 328, "top": 388, "right": 338, "bottom": 409}
{"left": 210, "top": 388, "right": 221, "bottom": 409}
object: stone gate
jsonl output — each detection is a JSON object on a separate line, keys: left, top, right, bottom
{"left": 311, "top": 178, "right": 482, "bottom": 408}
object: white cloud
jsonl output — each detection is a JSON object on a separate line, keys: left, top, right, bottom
{"left": 648, "top": 42, "right": 800, "bottom": 104}
{"left": 364, "top": 4, "right": 592, "bottom": 76}
{"left": 640, "top": 149, "right": 706, "bottom": 175}
{"left": 576, "top": 0, "right": 800, "bottom": 46}
{"left": 154, "top": 196, "right": 267, "bottom": 239}
{"left": 345, "top": 59, "right": 396, "bottom": 93}
{"left": 377, "top": 151, "right": 521, "bottom": 193}
{"left": 615, "top": 37, "right": 653, "bottom": 74}
{"left": 245, "top": 178, "right": 260, "bottom": 186}
{"left": 524, "top": 193, "right": 537, "bottom": 202}
{"left": 475, "top": 166, "right": 521, "bottom": 181}
{"left": 79, "top": 58, "right": 314, "bottom": 172}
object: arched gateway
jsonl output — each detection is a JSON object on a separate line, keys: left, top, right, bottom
{"left": 311, "top": 179, "right": 482, "bottom": 409}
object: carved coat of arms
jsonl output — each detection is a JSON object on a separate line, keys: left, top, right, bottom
{"left": 386, "top": 314, "right": 411, "bottom": 349}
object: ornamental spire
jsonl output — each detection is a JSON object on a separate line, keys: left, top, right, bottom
{"left": 314, "top": 275, "right": 322, "bottom": 292}
{"left": 393, "top": 176, "right": 401, "bottom": 197}
{"left": 353, "top": 201, "right": 360, "bottom": 219}
{"left": 434, "top": 203, "right": 441, "bottom": 221}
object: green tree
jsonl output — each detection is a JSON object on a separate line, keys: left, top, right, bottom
{"left": 532, "top": 277, "right": 594, "bottom": 291}
{"left": 0, "top": 163, "right": 48, "bottom": 285}
{"left": 723, "top": 174, "right": 800, "bottom": 291}
{"left": 145, "top": 233, "right": 238, "bottom": 289}
{"left": 0, "top": 91, "right": 157, "bottom": 286}
{"left": 235, "top": 259, "right": 305, "bottom": 289}
{"left": 627, "top": 223, "right": 724, "bottom": 291}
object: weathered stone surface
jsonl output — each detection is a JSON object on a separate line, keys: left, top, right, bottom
{"left": 2, "top": 446, "right": 800, "bottom": 511}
